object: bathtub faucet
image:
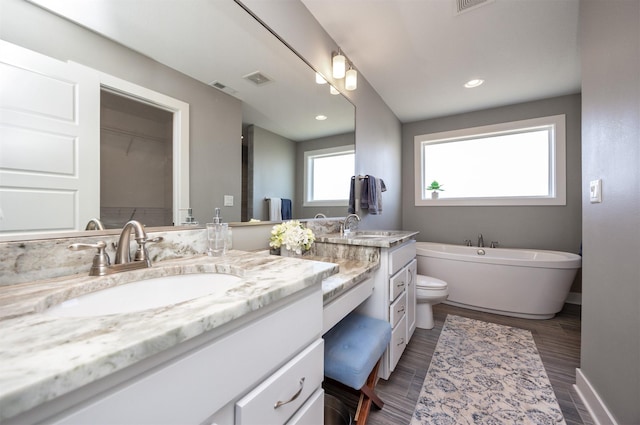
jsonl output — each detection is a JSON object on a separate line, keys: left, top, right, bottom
{"left": 477, "top": 234, "right": 484, "bottom": 247}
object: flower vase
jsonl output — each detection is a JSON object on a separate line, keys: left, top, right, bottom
{"left": 431, "top": 191, "right": 439, "bottom": 200}
{"left": 280, "top": 248, "right": 300, "bottom": 258}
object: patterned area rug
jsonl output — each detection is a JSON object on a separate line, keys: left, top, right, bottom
{"left": 411, "top": 315, "right": 565, "bottom": 425}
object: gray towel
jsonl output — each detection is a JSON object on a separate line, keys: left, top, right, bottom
{"left": 360, "top": 177, "right": 369, "bottom": 209}
{"left": 348, "top": 176, "right": 356, "bottom": 214}
{"left": 368, "top": 176, "right": 379, "bottom": 214}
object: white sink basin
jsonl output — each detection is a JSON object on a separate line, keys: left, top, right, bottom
{"left": 45, "top": 273, "right": 242, "bottom": 317}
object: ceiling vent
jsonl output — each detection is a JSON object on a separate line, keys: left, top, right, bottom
{"left": 243, "top": 71, "right": 273, "bottom": 86}
{"left": 455, "top": 0, "right": 494, "bottom": 15}
{"left": 208, "top": 81, "right": 237, "bottom": 95}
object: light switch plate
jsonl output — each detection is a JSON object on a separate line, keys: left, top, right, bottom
{"left": 589, "top": 179, "right": 602, "bottom": 203}
{"left": 223, "top": 195, "right": 234, "bottom": 206}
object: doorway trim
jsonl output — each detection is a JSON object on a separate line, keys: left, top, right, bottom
{"left": 95, "top": 69, "right": 190, "bottom": 226}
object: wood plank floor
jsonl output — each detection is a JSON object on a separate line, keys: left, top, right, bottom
{"left": 324, "top": 303, "right": 594, "bottom": 425}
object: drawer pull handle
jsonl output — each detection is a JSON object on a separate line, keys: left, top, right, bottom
{"left": 397, "top": 338, "right": 405, "bottom": 347}
{"left": 397, "top": 305, "right": 405, "bottom": 313}
{"left": 397, "top": 281, "right": 404, "bottom": 288}
{"left": 274, "top": 377, "right": 305, "bottom": 409}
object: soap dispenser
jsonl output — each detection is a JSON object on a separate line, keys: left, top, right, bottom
{"left": 180, "top": 208, "right": 198, "bottom": 225}
{"left": 212, "top": 208, "right": 232, "bottom": 250}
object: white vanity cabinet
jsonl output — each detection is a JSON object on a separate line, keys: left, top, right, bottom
{"left": 356, "top": 240, "right": 416, "bottom": 379}
{"left": 14, "top": 287, "right": 323, "bottom": 425}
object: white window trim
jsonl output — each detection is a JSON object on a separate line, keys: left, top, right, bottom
{"left": 414, "top": 115, "right": 566, "bottom": 206}
{"left": 303, "top": 145, "right": 354, "bottom": 207}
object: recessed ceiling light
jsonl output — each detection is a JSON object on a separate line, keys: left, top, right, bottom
{"left": 464, "top": 78, "right": 484, "bottom": 88}
{"left": 315, "top": 115, "right": 328, "bottom": 121}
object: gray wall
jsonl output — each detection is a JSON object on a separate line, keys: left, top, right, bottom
{"left": 0, "top": 0, "right": 243, "bottom": 226}
{"left": 580, "top": 1, "right": 640, "bottom": 423}
{"left": 240, "top": 0, "right": 403, "bottom": 231}
{"left": 249, "top": 125, "right": 296, "bottom": 221}
{"left": 402, "top": 94, "right": 582, "bottom": 254}
{"left": 295, "top": 132, "right": 355, "bottom": 219}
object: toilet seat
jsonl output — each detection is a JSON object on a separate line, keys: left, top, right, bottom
{"left": 416, "top": 275, "right": 447, "bottom": 289}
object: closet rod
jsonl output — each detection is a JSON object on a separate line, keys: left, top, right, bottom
{"left": 101, "top": 126, "right": 168, "bottom": 143}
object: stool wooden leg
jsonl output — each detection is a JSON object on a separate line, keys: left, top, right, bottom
{"left": 354, "top": 358, "right": 383, "bottom": 425}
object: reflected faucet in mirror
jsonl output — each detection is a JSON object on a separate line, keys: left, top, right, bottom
{"left": 85, "top": 218, "right": 105, "bottom": 231}
{"left": 69, "top": 220, "right": 163, "bottom": 276}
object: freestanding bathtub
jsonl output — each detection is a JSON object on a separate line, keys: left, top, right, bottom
{"left": 415, "top": 242, "right": 582, "bottom": 319}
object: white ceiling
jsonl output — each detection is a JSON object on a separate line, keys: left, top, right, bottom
{"left": 301, "top": 0, "right": 581, "bottom": 123}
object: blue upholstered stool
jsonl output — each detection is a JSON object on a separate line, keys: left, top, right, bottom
{"left": 324, "top": 312, "right": 392, "bottom": 425}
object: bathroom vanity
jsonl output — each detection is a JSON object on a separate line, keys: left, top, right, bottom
{"left": 314, "top": 231, "right": 419, "bottom": 380}
{"left": 0, "top": 226, "right": 416, "bottom": 424}
{"left": 0, "top": 252, "right": 337, "bottom": 425}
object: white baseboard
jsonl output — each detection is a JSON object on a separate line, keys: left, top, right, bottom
{"left": 565, "top": 292, "right": 582, "bottom": 305}
{"left": 574, "top": 368, "right": 618, "bottom": 425}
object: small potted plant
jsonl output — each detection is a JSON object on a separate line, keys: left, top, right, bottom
{"left": 427, "top": 180, "right": 444, "bottom": 199}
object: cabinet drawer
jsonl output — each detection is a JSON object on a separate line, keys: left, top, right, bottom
{"left": 388, "top": 240, "right": 416, "bottom": 276}
{"left": 285, "top": 389, "right": 323, "bottom": 425}
{"left": 235, "top": 339, "right": 324, "bottom": 425}
{"left": 389, "top": 315, "right": 407, "bottom": 372}
{"left": 389, "top": 269, "right": 406, "bottom": 302}
{"left": 389, "top": 292, "right": 407, "bottom": 328}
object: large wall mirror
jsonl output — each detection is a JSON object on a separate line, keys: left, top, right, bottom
{"left": 1, "top": 0, "right": 354, "bottom": 240}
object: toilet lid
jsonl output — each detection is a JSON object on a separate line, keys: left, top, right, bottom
{"left": 416, "top": 275, "right": 447, "bottom": 289}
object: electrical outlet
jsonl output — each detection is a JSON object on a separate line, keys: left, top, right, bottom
{"left": 224, "top": 195, "right": 234, "bottom": 207}
{"left": 589, "top": 179, "right": 602, "bottom": 203}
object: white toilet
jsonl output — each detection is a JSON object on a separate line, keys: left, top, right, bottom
{"left": 415, "top": 275, "right": 449, "bottom": 330}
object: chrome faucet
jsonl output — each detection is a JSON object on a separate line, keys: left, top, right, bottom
{"left": 477, "top": 234, "right": 484, "bottom": 248}
{"left": 69, "top": 220, "right": 163, "bottom": 276}
{"left": 115, "top": 220, "right": 151, "bottom": 265}
{"left": 314, "top": 213, "right": 327, "bottom": 219}
{"left": 84, "top": 218, "right": 105, "bottom": 231}
{"left": 341, "top": 213, "right": 361, "bottom": 235}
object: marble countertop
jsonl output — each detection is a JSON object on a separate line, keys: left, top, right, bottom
{"left": 315, "top": 230, "right": 419, "bottom": 248}
{"left": 0, "top": 250, "right": 342, "bottom": 421}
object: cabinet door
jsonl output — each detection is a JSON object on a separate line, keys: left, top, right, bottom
{"left": 389, "top": 315, "right": 407, "bottom": 372}
{"left": 406, "top": 259, "right": 417, "bottom": 339}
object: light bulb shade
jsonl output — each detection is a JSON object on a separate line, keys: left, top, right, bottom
{"left": 332, "top": 53, "right": 346, "bottom": 79}
{"left": 330, "top": 85, "right": 339, "bottom": 95}
{"left": 345, "top": 68, "right": 357, "bottom": 91}
{"left": 315, "top": 72, "right": 327, "bottom": 84}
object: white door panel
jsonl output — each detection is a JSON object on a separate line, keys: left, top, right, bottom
{"left": 0, "top": 40, "right": 100, "bottom": 235}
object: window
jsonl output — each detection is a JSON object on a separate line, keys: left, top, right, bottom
{"left": 414, "top": 115, "right": 566, "bottom": 206}
{"left": 304, "top": 145, "right": 355, "bottom": 206}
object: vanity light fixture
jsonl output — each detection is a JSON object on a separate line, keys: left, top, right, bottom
{"left": 464, "top": 78, "right": 484, "bottom": 88}
{"left": 331, "top": 49, "right": 358, "bottom": 92}
{"left": 332, "top": 51, "right": 346, "bottom": 79}
{"left": 330, "top": 85, "right": 339, "bottom": 95}
{"left": 345, "top": 67, "right": 357, "bottom": 91}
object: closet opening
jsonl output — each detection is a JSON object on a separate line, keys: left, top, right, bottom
{"left": 100, "top": 89, "right": 174, "bottom": 228}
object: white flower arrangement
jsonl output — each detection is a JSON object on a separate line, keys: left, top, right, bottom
{"left": 269, "top": 220, "right": 315, "bottom": 255}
